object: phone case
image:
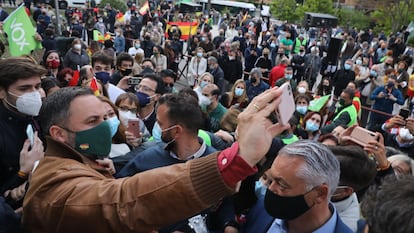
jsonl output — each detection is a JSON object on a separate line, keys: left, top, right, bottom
{"left": 128, "top": 119, "right": 140, "bottom": 137}
{"left": 349, "top": 127, "right": 378, "bottom": 147}
{"left": 276, "top": 83, "right": 296, "bottom": 125}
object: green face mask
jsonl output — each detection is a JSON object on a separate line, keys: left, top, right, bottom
{"left": 64, "top": 121, "right": 112, "bottom": 159}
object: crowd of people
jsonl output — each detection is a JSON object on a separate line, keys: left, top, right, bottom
{"left": 1, "top": 0, "right": 414, "bottom": 232}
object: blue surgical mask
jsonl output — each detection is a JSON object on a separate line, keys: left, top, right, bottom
{"left": 285, "top": 74, "right": 293, "bottom": 80}
{"left": 234, "top": 87, "right": 244, "bottom": 97}
{"left": 152, "top": 122, "right": 162, "bottom": 142}
{"left": 106, "top": 116, "right": 120, "bottom": 137}
{"left": 356, "top": 60, "right": 362, "bottom": 65}
{"left": 370, "top": 70, "right": 378, "bottom": 77}
{"left": 296, "top": 105, "right": 308, "bottom": 115}
{"left": 344, "top": 64, "right": 351, "bottom": 70}
{"left": 305, "top": 120, "right": 319, "bottom": 132}
{"left": 255, "top": 180, "right": 267, "bottom": 198}
{"left": 135, "top": 91, "right": 151, "bottom": 107}
{"left": 200, "top": 80, "right": 209, "bottom": 89}
{"left": 197, "top": 52, "right": 203, "bottom": 57}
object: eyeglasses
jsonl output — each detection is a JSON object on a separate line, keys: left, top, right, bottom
{"left": 118, "top": 106, "right": 137, "bottom": 113}
{"left": 135, "top": 84, "right": 156, "bottom": 92}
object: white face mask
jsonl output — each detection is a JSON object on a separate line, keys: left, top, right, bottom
{"left": 74, "top": 44, "right": 82, "bottom": 50}
{"left": 8, "top": 91, "right": 42, "bottom": 116}
{"left": 199, "top": 95, "right": 211, "bottom": 107}
{"left": 297, "top": 86, "right": 306, "bottom": 94}
{"left": 118, "top": 110, "right": 137, "bottom": 127}
{"left": 399, "top": 128, "right": 414, "bottom": 141}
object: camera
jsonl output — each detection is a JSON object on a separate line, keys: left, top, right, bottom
{"left": 128, "top": 77, "right": 142, "bottom": 86}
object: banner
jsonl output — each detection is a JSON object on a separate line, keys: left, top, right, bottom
{"left": 139, "top": 1, "right": 150, "bottom": 15}
{"left": 165, "top": 21, "right": 198, "bottom": 41}
{"left": 93, "top": 30, "right": 112, "bottom": 43}
{"left": 3, "top": 5, "right": 41, "bottom": 56}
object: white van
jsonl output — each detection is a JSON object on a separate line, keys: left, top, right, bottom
{"left": 66, "top": 0, "right": 101, "bottom": 8}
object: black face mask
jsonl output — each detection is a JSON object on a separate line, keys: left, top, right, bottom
{"left": 120, "top": 68, "right": 132, "bottom": 76}
{"left": 264, "top": 189, "right": 313, "bottom": 220}
{"left": 250, "top": 77, "right": 257, "bottom": 84}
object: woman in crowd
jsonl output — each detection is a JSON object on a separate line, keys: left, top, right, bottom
{"left": 150, "top": 45, "right": 167, "bottom": 73}
{"left": 42, "top": 50, "right": 62, "bottom": 78}
{"left": 188, "top": 47, "right": 207, "bottom": 87}
{"left": 315, "top": 77, "right": 333, "bottom": 96}
{"left": 56, "top": 68, "right": 74, "bottom": 87}
{"left": 63, "top": 38, "right": 90, "bottom": 70}
{"left": 296, "top": 111, "right": 323, "bottom": 141}
{"left": 220, "top": 79, "right": 249, "bottom": 110}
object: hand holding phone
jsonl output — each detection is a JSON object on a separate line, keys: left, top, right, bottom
{"left": 26, "top": 124, "right": 34, "bottom": 147}
{"left": 399, "top": 108, "right": 410, "bottom": 119}
{"left": 127, "top": 119, "right": 141, "bottom": 138}
{"left": 349, "top": 126, "right": 379, "bottom": 147}
{"left": 275, "top": 83, "right": 295, "bottom": 125}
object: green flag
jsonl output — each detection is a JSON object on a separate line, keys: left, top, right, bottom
{"left": 309, "top": 94, "right": 331, "bottom": 112}
{"left": 3, "top": 5, "right": 42, "bottom": 56}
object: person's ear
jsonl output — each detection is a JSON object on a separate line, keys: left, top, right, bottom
{"left": 49, "top": 125, "right": 69, "bottom": 143}
{"left": 313, "top": 184, "right": 329, "bottom": 204}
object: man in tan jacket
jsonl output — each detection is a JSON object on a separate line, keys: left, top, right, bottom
{"left": 23, "top": 86, "right": 288, "bottom": 233}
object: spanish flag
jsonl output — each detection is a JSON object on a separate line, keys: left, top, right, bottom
{"left": 67, "top": 70, "right": 80, "bottom": 86}
{"left": 90, "top": 77, "right": 100, "bottom": 96}
{"left": 93, "top": 30, "right": 104, "bottom": 42}
{"left": 139, "top": 1, "right": 150, "bottom": 15}
{"left": 165, "top": 21, "right": 198, "bottom": 40}
{"left": 116, "top": 12, "right": 124, "bottom": 23}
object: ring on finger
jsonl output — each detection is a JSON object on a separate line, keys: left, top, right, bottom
{"left": 253, "top": 103, "right": 261, "bottom": 111}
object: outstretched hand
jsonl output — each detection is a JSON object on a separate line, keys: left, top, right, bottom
{"left": 236, "top": 87, "right": 290, "bottom": 167}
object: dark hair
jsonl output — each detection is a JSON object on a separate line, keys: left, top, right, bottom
{"left": 41, "top": 77, "right": 61, "bottom": 96}
{"left": 361, "top": 175, "right": 414, "bottom": 233}
{"left": 160, "top": 69, "right": 177, "bottom": 82}
{"left": 0, "top": 57, "right": 47, "bottom": 90}
{"left": 328, "top": 145, "right": 377, "bottom": 191}
{"left": 92, "top": 51, "right": 114, "bottom": 67}
{"left": 116, "top": 52, "right": 134, "bottom": 67}
{"left": 104, "top": 39, "right": 114, "bottom": 48}
{"left": 142, "top": 74, "right": 165, "bottom": 94}
{"left": 158, "top": 93, "right": 204, "bottom": 135}
{"left": 40, "top": 87, "right": 94, "bottom": 135}
{"left": 42, "top": 50, "right": 61, "bottom": 68}
{"left": 318, "top": 133, "right": 339, "bottom": 145}
{"left": 141, "top": 58, "right": 156, "bottom": 69}
{"left": 295, "top": 94, "right": 310, "bottom": 104}
{"left": 343, "top": 87, "right": 355, "bottom": 99}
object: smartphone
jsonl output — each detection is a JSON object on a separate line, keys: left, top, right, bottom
{"left": 349, "top": 126, "right": 379, "bottom": 147}
{"left": 127, "top": 119, "right": 141, "bottom": 137}
{"left": 399, "top": 108, "right": 410, "bottom": 119}
{"left": 128, "top": 77, "right": 142, "bottom": 86}
{"left": 26, "top": 124, "right": 34, "bottom": 147}
{"left": 276, "top": 83, "right": 296, "bottom": 125}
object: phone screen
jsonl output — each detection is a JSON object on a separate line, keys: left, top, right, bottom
{"left": 26, "top": 124, "right": 34, "bottom": 147}
{"left": 128, "top": 119, "right": 140, "bottom": 137}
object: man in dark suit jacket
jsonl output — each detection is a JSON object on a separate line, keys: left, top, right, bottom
{"left": 240, "top": 141, "right": 353, "bottom": 233}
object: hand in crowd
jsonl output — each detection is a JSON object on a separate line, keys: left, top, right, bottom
{"left": 19, "top": 131, "right": 44, "bottom": 174}
{"left": 125, "top": 130, "right": 143, "bottom": 148}
{"left": 406, "top": 117, "right": 414, "bottom": 135}
{"left": 96, "top": 158, "right": 116, "bottom": 175}
{"left": 387, "top": 94, "right": 396, "bottom": 101}
{"left": 117, "top": 75, "right": 132, "bottom": 90}
{"left": 364, "top": 132, "right": 387, "bottom": 162}
{"left": 214, "top": 129, "right": 234, "bottom": 143}
{"left": 384, "top": 115, "right": 406, "bottom": 129}
{"left": 236, "top": 87, "right": 290, "bottom": 167}
{"left": 377, "top": 92, "right": 386, "bottom": 98}
{"left": 4, "top": 181, "right": 27, "bottom": 202}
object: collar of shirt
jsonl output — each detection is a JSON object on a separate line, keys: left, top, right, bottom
{"left": 169, "top": 137, "right": 206, "bottom": 161}
{"left": 267, "top": 203, "right": 337, "bottom": 233}
{"left": 141, "top": 107, "right": 155, "bottom": 121}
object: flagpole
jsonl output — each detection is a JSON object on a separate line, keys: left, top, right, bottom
{"left": 54, "top": 0, "right": 62, "bottom": 35}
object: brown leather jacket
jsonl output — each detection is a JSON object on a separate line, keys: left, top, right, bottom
{"left": 23, "top": 137, "right": 233, "bottom": 233}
